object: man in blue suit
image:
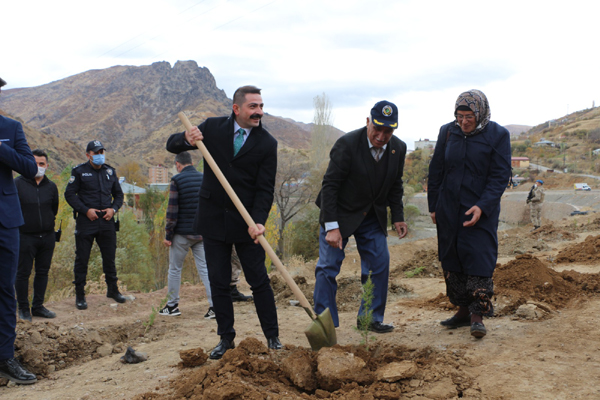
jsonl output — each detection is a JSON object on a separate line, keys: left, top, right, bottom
{"left": 0, "top": 77, "right": 38, "bottom": 384}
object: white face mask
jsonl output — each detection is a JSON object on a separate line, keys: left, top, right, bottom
{"left": 35, "top": 166, "right": 46, "bottom": 178}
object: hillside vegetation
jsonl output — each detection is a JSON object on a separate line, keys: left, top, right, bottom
{"left": 512, "top": 106, "right": 600, "bottom": 174}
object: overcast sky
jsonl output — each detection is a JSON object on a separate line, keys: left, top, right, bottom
{"left": 2, "top": 0, "right": 599, "bottom": 149}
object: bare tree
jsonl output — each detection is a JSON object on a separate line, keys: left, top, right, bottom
{"left": 273, "top": 148, "right": 314, "bottom": 257}
{"left": 308, "top": 93, "right": 336, "bottom": 197}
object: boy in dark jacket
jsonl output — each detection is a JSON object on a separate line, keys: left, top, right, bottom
{"left": 15, "top": 149, "right": 59, "bottom": 321}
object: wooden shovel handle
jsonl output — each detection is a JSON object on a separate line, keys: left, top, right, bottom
{"left": 177, "top": 112, "right": 316, "bottom": 318}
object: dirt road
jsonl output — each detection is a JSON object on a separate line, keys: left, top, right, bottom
{"left": 2, "top": 216, "right": 600, "bottom": 399}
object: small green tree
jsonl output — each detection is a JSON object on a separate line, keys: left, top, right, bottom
{"left": 355, "top": 272, "right": 376, "bottom": 351}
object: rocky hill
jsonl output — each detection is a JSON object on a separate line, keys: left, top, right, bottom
{"left": 0, "top": 61, "right": 336, "bottom": 169}
{"left": 0, "top": 109, "right": 83, "bottom": 171}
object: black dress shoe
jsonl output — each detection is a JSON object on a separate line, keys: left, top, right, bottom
{"left": 18, "top": 309, "right": 32, "bottom": 322}
{"left": 0, "top": 357, "right": 37, "bottom": 384}
{"left": 367, "top": 321, "right": 394, "bottom": 333}
{"left": 470, "top": 322, "right": 487, "bottom": 338}
{"left": 32, "top": 306, "right": 56, "bottom": 319}
{"left": 76, "top": 295, "right": 88, "bottom": 310}
{"left": 267, "top": 337, "right": 283, "bottom": 350}
{"left": 107, "top": 287, "right": 126, "bottom": 303}
{"left": 209, "top": 338, "right": 235, "bottom": 360}
{"left": 231, "top": 285, "right": 253, "bottom": 302}
{"left": 440, "top": 315, "right": 471, "bottom": 329}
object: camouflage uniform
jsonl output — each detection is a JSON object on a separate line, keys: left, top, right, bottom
{"left": 528, "top": 185, "right": 545, "bottom": 228}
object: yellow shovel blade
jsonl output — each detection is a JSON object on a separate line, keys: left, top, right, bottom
{"left": 304, "top": 307, "right": 337, "bottom": 351}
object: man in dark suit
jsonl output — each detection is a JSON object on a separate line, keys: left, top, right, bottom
{"left": 0, "top": 77, "right": 38, "bottom": 384}
{"left": 314, "top": 100, "right": 408, "bottom": 333}
{"left": 166, "top": 85, "right": 280, "bottom": 359}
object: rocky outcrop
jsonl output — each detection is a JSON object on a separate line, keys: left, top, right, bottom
{"left": 0, "top": 61, "right": 326, "bottom": 168}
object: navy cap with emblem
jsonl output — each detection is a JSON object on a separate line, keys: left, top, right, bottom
{"left": 370, "top": 100, "right": 398, "bottom": 129}
{"left": 86, "top": 140, "right": 105, "bottom": 152}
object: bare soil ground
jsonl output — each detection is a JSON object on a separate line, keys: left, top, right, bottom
{"left": 3, "top": 216, "right": 600, "bottom": 399}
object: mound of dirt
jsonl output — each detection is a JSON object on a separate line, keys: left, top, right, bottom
{"left": 13, "top": 320, "right": 158, "bottom": 376}
{"left": 270, "top": 274, "right": 314, "bottom": 305}
{"left": 498, "top": 224, "right": 576, "bottom": 257}
{"left": 494, "top": 254, "right": 578, "bottom": 314}
{"left": 133, "top": 338, "right": 481, "bottom": 400}
{"left": 531, "top": 224, "right": 578, "bottom": 241}
{"left": 555, "top": 234, "right": 600, "bottom": 264}
{"left": 390, "top": 249, "right": 442, "bottom": 278}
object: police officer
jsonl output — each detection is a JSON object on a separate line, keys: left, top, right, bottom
{"left": 64, "top": 140, "right": 125, "bottom": 309}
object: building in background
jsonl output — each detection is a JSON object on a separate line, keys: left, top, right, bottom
{"left": 511, "top": 157, "right": 530, "bottom": 168}
{"left": 149, "top": 165, "right": 169, "bottom": 184}
{"left": 414, "top": 139, "right": 437, "bottom": 151}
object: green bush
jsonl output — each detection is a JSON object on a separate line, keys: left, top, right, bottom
{"left": 288, "top": 206, "right": 321, "bottom": 261}
{"left": 403, "top": 204, "right": 421, "bottom": 228}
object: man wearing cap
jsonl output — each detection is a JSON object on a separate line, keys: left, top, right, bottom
{"left": 313, "top": 100, "right": 408, "bottom": 333}
{"left": 0, "top": 76, "right": 38, "bottom": 384}
{"left": 527, "top": 179, "right": 545, "bottom": 230}
{"left": 65, "top": 140, "right": 125, "bottom": 309}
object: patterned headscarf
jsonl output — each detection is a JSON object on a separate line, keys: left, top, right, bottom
{"left": 455, "top": 89, "right": 490, "bottom": 136}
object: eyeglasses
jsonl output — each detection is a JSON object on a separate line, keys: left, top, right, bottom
{"left": 456, "top": 114, "right": 476, "bottom": 121}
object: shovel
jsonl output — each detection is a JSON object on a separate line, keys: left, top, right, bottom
{"left": 178, "top": 112, "right": 337, "bottom": 351}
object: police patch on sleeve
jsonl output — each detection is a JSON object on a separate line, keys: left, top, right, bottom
{"left": 382, "top": 105, "right": 393, "bottom": 117}
{"left": 108, "top": 169, "right": 113, "bottom": 176}
{"left": 68, "top": 176, "right": 75, "bottom": 184}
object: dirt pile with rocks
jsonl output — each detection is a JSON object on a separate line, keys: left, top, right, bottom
{"left": 133, "top": 338, "right": 480, "bottom": 400}
{"left": 13, "top": 320, "right": 157, "bottom": 377}
{"left": 498, "top": 224, "right": 577, "bottom": 256}
{"left": 390, "top": 249, "right": 442, "bottom": 278}
{"left": 556, "top": 234, "right": 600, "bottom": 264}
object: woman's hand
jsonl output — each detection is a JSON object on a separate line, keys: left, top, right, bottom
{"left": 463, "top": 205, "right": 482, "bottom": 227}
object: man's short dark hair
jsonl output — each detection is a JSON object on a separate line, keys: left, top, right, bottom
{"left": 175, "top": 151, "right": 192, "bottom": 165}
{"left": 32, "top": 149, "right": 48, "bottom": 161}
{"left": 233, "top": 85, "right": 261, "bottom": 106}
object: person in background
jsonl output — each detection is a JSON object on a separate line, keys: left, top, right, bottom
{"left": 230, "top": 248, "right": 253, "bottom": 302}
{"left": 160, "top": 151, "right": 214, "bottom": 319}
{"left": 166, "top": 85, "right": 281, "bottom": 359}
{"left": 313, "top": 100, "right": 408, "bottom": 333}
{"left": 527, "top": 179, "right": 545, "bottom": 230}
{"left": 15, "top": 149, "right": 59, "bottom": 321}
{"left": 0, "top": 76, "right": 38, "bottom": 384}
{"left": 427, "top": 89, "right": 511, "bottom": 339}
{"left": 64, "top": 140, "right": 125, "bottom": 310}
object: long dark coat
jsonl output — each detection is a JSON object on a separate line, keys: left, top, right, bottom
{"left": 427, "top": 121, "right": 511, "bottom": 277}
{"left": 166, "top": 113, "right": 277, "bottom": 243}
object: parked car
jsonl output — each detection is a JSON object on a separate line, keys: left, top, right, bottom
{"left": 570, "top": 210, "right": 589, "bottom": 216}
{"left": 574, "top": 183, "right": 592, "bottom": 191}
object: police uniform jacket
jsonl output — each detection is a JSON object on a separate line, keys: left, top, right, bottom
{"left": 64, "top": 161, "right": 124, "bottom": 225}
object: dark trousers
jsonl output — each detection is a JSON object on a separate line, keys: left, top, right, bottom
{"left": 203, "top": 237, "right": 278, "bottom": 342}
{"left": 314, "top": 214, "right": 390, "bottom": 327}
{"left": 0, "top": 226, "right": 19, "bottom": 360}
{"left": 16, "top": 232, "right": 55, "bottom": 310}
{"left": 73, "top": 222, "right": 118, "bottom": 290}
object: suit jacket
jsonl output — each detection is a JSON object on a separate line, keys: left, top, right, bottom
{"left": 166, "top": 113, "right": 277, "bottom": 242}
{"left": 316, "top": 127, "right": 406, "bottom": 238}
{"left": 0, "top": 116, "right": 37, "bottom": 229}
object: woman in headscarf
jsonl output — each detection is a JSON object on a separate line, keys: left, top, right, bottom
{"left": 427, "top": 90, "right": 511, "bottom": 338}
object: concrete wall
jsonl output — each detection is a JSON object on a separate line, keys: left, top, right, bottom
{"left": 410, "top": 190, "right": 600, "bottom": 226}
